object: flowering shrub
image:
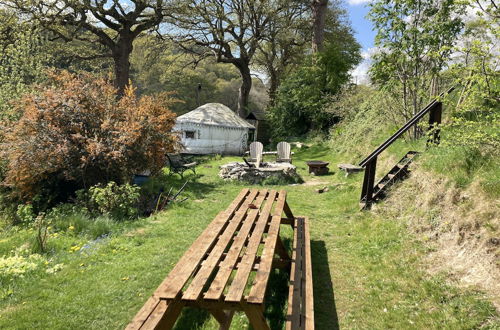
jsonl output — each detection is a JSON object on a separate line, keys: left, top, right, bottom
{"left": 1, "top": 70, "right": 179, "bottom": 204}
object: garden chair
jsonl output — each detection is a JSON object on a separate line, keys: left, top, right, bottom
{"left": 248, "top": 142, "right": 263, "bottom": 167}
{"left": 166, "top": 153, "right": 197, "bottom": 178}
{"left": 276, "top": 141, "right": 292, "bottom": 163}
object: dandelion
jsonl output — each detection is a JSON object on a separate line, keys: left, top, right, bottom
{"left": 121, "top": 276, "right": 130, "bottom": 281}
{"left": 69, "top": 245, "right": 80, "bottom": 252}
{"left": 68, "top": 225, "right": 75, "bottom": 231}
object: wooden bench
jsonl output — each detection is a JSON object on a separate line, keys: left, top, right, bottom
{"left": 338, "top": 163, "right": 364, "bottom": 177}
{"left": 126, "top": 188, "right": 314, "bottom": 330}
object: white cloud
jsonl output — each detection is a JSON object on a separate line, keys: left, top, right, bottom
{"left": 350, "top": 47, "right": 379, "bottom": 85}
{"left": 347, "top": 0, "right": 372, "bottom": 5}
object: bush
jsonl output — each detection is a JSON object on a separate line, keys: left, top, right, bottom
{"left": 0, "top": 70, "right": 179, "bottom": 205}
{"left": 77, "top": 182, "right": 140, "bottom": 220}
{"left": 269, "top": 41, "right": 361, "bottom": 140}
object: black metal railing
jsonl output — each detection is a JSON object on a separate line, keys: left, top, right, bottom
{"left": 359, "top": 86, "right": 455, "bottom": 208}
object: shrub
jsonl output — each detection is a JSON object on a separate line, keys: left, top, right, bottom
{"left": 78, "top": 182, "right": 140, "bottom": 220}
{"left": 269, "top": 41, "right": 361, "bottom": 140}
{"left": 0, "top": 70, "right": 179, "bottom": 205}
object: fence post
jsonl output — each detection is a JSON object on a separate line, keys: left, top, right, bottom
{"left": 360, "top": 156, "right": 377, "bottom": 207}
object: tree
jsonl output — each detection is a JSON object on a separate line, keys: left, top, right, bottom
{"left": 444, "top": 1, "right": 499, "bottom": 151}
{"left": 1, "top": 0, "right": 169, "bottom": 95}
{"left": 268, "top": 5, "right": 361, "bottom": 139}
{"left": 0, "top": 9, "right": 48, "bottom": 120}
{"left": 0, "top": 70, "right": 179, "bottom": 203}
{"left": 369, "top": 0, "right": 465, "bottom": 138}
{"left": 130, "top": 36, "right": 269, "bottom": 114}
{"left": 254, "top": 0, "right": 310, "bottom": 103}
{"left": 166, "top": 0, "right": 278, "bottom": 117}
{"left": 311, "top": 0, "right": 328, "bottom": 52}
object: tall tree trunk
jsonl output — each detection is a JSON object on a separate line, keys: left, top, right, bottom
{"left": 113, "top": 36, "right": 134, "bottom": 96}
{"left": 268, "top": 69, "right": 279, "bottom": 106}
{"left": 236, "top": 61, "right": 252, "bottom": 118}
{"left": 311, "top": 0, "right": 328, "bottom": 53}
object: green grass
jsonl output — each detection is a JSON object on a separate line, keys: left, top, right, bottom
{"left": 0, "top": 143, "right": 498, "bottom": 329}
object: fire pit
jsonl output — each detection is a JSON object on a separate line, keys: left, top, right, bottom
{"left": 306, "top": 161, "right": 330, "bottom": 176}
{"left": 219, "top": 162, "right": 301, "bottom": 184}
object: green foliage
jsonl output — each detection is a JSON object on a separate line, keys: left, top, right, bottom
{"left": 78, "top": 182, "right": 141, "bottom": 221}
{"left": 0, "top": 10, "right": 48, "bottom": 120}
{"left": 15, "top": 204, "right": 35, "bottom": 224}
{"left": 269, "top": 41, "right": 361, "bottom": 140}
{"left": 369, "top": 0, "right": 465, "bottom": 124}
{"left": 327, "top": 86, "right": 406, "bottom": 160}
{"left": 443, "top": 10, "right": 500, "bottom": 153}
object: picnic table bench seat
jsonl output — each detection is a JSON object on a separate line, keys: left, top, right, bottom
{"left": 127, "top": 188, "right": 314, "bottom": 330}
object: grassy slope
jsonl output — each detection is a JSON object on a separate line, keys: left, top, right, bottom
{"left": 0, "top": 144, "right": 498, "bottom": 329}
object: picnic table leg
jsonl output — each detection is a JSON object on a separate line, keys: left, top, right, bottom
{"left": 283, "top": 201, "right": 294, "bottom": 220}
{"left": 275, "top": 236, "right": 291, "bottom": 263}
{"left": 209, "top": 309, "right": 235, "bottom": 330}
{"left": 244, "top": 304, "right": 270, "bottom": 330}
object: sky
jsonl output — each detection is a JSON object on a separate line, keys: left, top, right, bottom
{"left": 344, "top": 0, "right": 376, "bottom": 84}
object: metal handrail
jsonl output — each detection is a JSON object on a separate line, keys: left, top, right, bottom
{"left": 358, "top": 86, "right": 455, "bottom": 167}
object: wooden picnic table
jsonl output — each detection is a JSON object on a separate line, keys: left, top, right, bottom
{"left": 127, "top": 188, "right": 314, "bottom": 330}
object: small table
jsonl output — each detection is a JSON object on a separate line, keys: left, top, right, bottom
{"left": 127, "top": 189, "right": 297, "bottom": 330}
{"left": 306, "top": 161, "right": 330, "bottom": 175}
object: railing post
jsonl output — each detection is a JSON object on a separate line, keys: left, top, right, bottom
{"left": 360, "top": 156, "right": 377, "bottom": 208}
{"left": 427, "top": 102, "right": 442, "bottom": 145}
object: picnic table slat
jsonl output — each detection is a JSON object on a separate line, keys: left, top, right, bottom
{"left": 204, "top": 190, "right": 277, "bottom": 301}
{"left": 159, "top": 188, "right": 251, "bottom": 300}
{"left": 224, "top": 191, "right": 285, "bottom": 302}
{"left": 182, "top": 189, "right": 263, "bottom": 301}
{"left": 286, "top": 217, "right": 303, "bottom": 330}
{"left": 125, "top": 295, "right": 162, "bottom": 330}
{"left": 247, "top": 215, "right": 281, "bottom": 304}
{"left": 141, "top": 299, "right": 184, "bottom": 330}
{"left": 246, "top": 214, "right": 282, "bottom": 304}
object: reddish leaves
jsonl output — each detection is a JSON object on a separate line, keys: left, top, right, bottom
{"left": 1, "top": 70, "right": 180, "bottom": 201}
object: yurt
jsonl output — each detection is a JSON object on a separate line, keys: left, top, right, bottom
{"left": 174, "top": 103, "right": 255, "bottom": 155}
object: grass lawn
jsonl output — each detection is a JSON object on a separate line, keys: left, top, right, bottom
{"left": 0, "top": 143, "right": 498, "bottom": 329}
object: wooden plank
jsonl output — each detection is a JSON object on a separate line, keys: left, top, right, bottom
{"left": 286, "top": 217, "right": 304, "bottom": 330}
{"left": 273, "top": 190, "right": 288, "bottom": 217}
{"left": 205, "top": 190, "right": 278, "bottom": 301}
{"left": 159, "top": 188, "right": 251, "bottom": 299}
{"left": 126, "top": 295, "right": 162, "bottom": 330}
{"left": 224, "top": 191, "right": 279, "bottom": 302}
{"left": 246, "top": 214, "right": 282, "bottom": 304}
{"left": 182, "top": 190, "right": 263, "bottom": 301}
{"left": 140, "top": 299, "right": 185, "bottom": 330}
{"left": 303, "top": 217, "right": 315, "bottom": 330}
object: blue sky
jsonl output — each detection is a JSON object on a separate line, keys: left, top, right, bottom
{"left": 344, "top": 0, "right": 376, "bottom": 84}
{"left": 345, "top": 0, "right": 375, "bottom": 50}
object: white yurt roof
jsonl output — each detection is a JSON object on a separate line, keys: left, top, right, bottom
{"left": 176, "top": 103, "right": 255, "bottom": 129}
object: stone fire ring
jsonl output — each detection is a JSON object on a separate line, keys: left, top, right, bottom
{"left": 219, "top": 162, "right": 299, "bottom": 183}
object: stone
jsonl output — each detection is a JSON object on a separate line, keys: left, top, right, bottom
{"left": 219, "top": 162, "right": 300, "bottom": 184}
